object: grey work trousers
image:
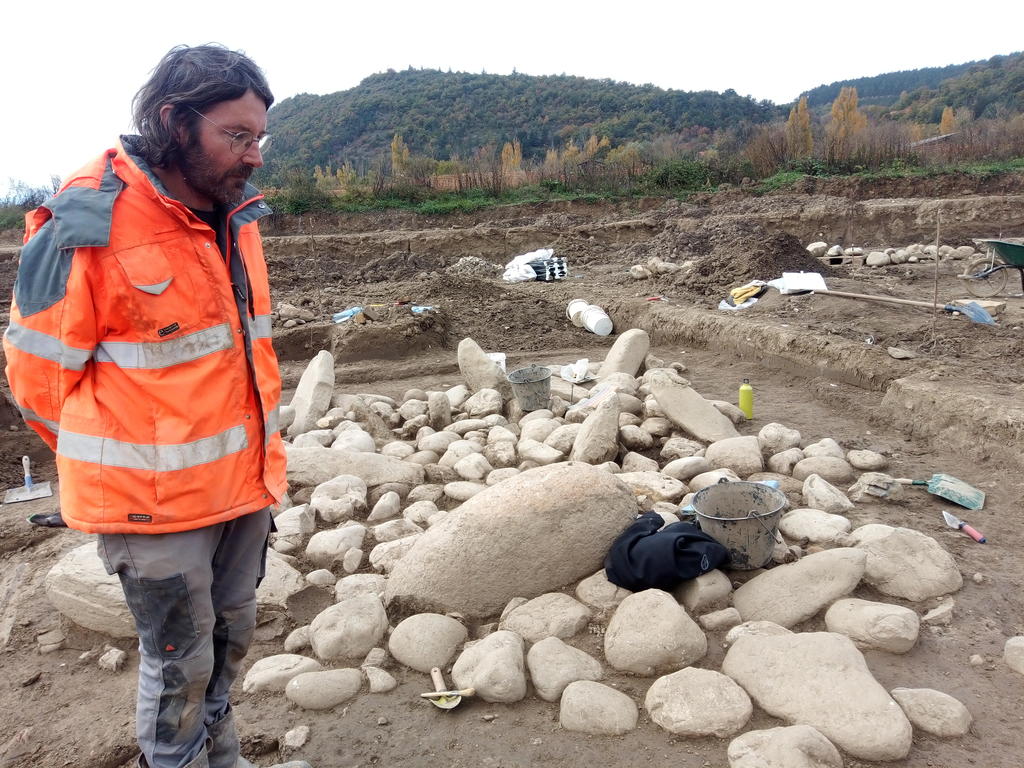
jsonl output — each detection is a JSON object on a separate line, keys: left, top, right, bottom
{"left": 98, "top": 508, "right": 273, "bottom": 768}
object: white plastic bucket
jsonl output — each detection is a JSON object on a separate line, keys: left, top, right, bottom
{"left": 580, "top": 305, "right": 613, "bottom": 336}
{"left": 566, "top": 299, "right": 589, "bottom": 327}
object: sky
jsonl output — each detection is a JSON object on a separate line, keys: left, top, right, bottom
{"left": 3, "top": 0, "right": 1021, "bottom": 196}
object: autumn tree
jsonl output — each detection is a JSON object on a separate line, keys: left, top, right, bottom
{"left": 826, "top": 87, "right": 867, "bottom": 164}
{"left": 390, "top": 133, "right": 410, "bottom": 176}
{"left": 500, "top": 139, "right": 523, "bottom": 178}
{"left": 785, "top": 96, "right": 813, "bottom": 160}
{"left": 939, "top": 106, "right": 956, "bottom": 134}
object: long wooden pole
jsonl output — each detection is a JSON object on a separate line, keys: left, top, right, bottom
{"left": 931, "top": 210, "right": 941, "bottom": 342}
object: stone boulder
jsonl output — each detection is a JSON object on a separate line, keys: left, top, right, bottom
{"left": 451, "top": 630, "right": 526, "bottom": 703}
{"left": 498, "top": 593, "right": 591, "bottom": 643}
{"left": 559, "top": 680, "right": 638, "bottom": 735}
{"left": 757, "top": 423, "right": 802, "bottom": 455}
{"left": 526, "top": 637, "right": 602, "bottom": 702}
{"left": 387, "top": 613, "right": 468, "bottom": 672}
{"left": 723, "top": 632, "right": 912, "bottom": 761}
{"left": 793, "top": 457, "right": 854, "bottom": 484}
{"left": 575, "top": 570, "right": 632, "bottom": 612}
{"left": 457, "top": 337, "right": 512, "bottom": 399}
{"left": 674, "top": 570, "right": 733, "bottom": 614}
{"left": 727, "top": 725, "right": 842, "bottom": 768}
{"left": 890, "top": 687, "right": 972, "bottom": 737}
{"left": 847, "top": 449, "right": 888, "bottom": 471}
{"left": 285, "top": 668, "right": 362, "bottom": 710}
{"left": 1005, "top": 636, "right": 1024, "bottom": 675}
{"left": 309, "top": 594, "right": 388, "bottom": 660}
{"left": 802, "top": 474, "right": 854, "bottom": 514}
{"left": 598, "top": 329, "right": 650, "bottom": 378}
{"left": 732, "top": 549, "right": 867, "bottom": 628}
{"left": 309, "top": 475, "right": 367, "bottom": 523}
{"left": 286, "top": 446, "right": 424, "bottom": 489}
{"left": 568, "top": 395, "right": 620, "bottom": 464}
{"left": 850, "top": 524, "right": 963, "bottom": 601}
{"left": 44, "top": 543, "right": 135, "bottom": 638}
{"left": 242, "top": 654, "right": 322, "bottom": 693}
{"left": 287, "top": 350, "right": 335, "bottom": 437}
{"left": 385, "top": 464, "right": 637, "bottom": 619}
{"left": 705, "top": 436, "right": 764, "bottom": 477}
{"left": 305, "top": 524, "right": 366, "bottom": 568}
{"left": 778, "top": 508, "right": 852, "bottom": 544}
{"left": 648, "top": 374, "right": 739, "bottom": 442}
{"left": 256, "top": 554, "right": 307, "bottom": 614}
{"left": 614, "top": 471, "right": 687, "bottom": 503}
{"left": 645, "top": 667, "right": 751, "bottom": 737}
{"left": 824, "top": 598, "right": 920, "bottom": 653}
{"left": 604, "top": 589, "right": 706, "bottom": 675}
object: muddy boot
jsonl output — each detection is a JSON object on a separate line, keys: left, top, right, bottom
{"left": 206, "top": 711, "right": 244, "bottom": 768}
{"left": 136, "top": 747, "right": 211, "bottom": 768}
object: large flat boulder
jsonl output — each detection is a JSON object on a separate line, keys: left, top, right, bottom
{"left": 286, "top": 446, "right": 425, "bottom": 489}
{"left": 648, "top": 373, "right": 738, "bottom": 442}
{"left": 384, "top": 463, "right": 637, "bottom": 619}
{"left": 732, "top": 548, "right": 866, "bottom": 628}
{"left": 849, "top": 524, "right": 963, "bottom": 601}
{"left": 723, "top": 631, "right": 912, "bottom": 761}
{"left": 45, "top": 543, "right": 135, "bottom": 638}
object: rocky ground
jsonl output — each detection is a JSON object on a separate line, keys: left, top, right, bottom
{"left": 1, "top": 176, "right": 1023, "bottom": 768}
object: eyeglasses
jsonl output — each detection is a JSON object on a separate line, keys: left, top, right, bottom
{"left": 188, "top": 107, "right": 271, "bottom": 155}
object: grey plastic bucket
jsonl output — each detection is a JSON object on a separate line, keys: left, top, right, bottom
{"left": 506, "top": 364, "right": 552, "bottom": 411}
{"left": 692, "top": 481, "right": 788, "bottom": 570}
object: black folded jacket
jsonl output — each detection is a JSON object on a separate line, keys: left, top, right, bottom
{"left": 604, "top": 511, "right": 730, "bottom": 591}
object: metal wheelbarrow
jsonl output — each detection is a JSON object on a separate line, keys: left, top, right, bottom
{"left": 961, "top": 239, "right": 1024, "bottom": 297}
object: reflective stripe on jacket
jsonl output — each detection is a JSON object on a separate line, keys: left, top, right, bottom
{"left": 3, "top": 138, "right": 287, "bottom": 534}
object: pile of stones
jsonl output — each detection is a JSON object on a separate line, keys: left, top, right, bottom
{"left": 44, "top": 328, "right": 1024, "bottom": 766}
{"left": 807, "top": 240, "right": 980, "bottom": 268}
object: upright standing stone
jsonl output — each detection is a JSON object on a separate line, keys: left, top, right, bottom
{"left": 568, "top": 395, "right": 620, "bottom": 464}
{"left": 457, "top": 337, "right": 512, "bottom": 400}
{"left": 288, "top": 350, "right": 335, "bottom": 437}
{"left": 598, "top": 329, "right": 650, "bottom": 378}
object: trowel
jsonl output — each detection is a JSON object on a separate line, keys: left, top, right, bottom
{"left": 942, "top": 510, "right": 986, "bottom": 543}
{"left": 422, "top": 667, "right": 474, "bottom": 710}
{"left": 4, "top": 456, "right": 53, "bottom": 504}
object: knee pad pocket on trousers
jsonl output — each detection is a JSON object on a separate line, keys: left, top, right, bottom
{"left": 120, "top": 572, "right": 199, "bottom": 659}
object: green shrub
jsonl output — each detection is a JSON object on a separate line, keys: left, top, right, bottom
{"left": 0, "top": 207, "right": 26, "bottom": 232}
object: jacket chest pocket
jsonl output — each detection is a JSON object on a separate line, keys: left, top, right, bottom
{"left": 114, "top": 245, "right": 202, "bottom": 340}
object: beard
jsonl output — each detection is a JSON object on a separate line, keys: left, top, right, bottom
{"left": 177, "top": 135, "right": 253, "bottom": 207}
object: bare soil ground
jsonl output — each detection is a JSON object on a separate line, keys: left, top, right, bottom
{"left": 1, "top": 176, "right": 1023, "bottom": 768}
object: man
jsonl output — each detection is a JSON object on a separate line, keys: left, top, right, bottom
{"left": 4, "top": 45, "right": 310, "bottom": 768}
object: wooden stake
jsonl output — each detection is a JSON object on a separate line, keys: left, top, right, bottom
{"left": 931, "top": 210, "right": 941, "bottom": 343}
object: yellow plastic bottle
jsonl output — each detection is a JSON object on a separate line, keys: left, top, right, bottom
{"left": 738, "top": 378, "right": 754, "bottom": 419}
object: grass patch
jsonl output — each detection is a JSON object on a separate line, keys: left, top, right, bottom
{"left": 754, "top": 171, "right": 807, "bottom": 194}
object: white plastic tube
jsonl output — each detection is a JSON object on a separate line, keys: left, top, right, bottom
{"left": 566, "top": 298, "right": 589, "bottom": 327}
{"left": 580, "top": 305, "right": 613, "bottom": 336}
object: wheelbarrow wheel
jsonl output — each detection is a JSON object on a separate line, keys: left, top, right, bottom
{"left": 960, "top": 255, "right": 1008, "bottom": 298}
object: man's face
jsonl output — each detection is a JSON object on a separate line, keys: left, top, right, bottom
{"left": 178, "top": 89, "right": 268, "bottom": 207}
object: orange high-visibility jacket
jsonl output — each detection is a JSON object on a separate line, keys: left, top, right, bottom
{"left": 3, "top": 137, "right": 287, "bottom": 534}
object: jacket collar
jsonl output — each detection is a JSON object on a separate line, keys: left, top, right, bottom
{"left": 115, "top": 135, "right": 272, "bottom": 221}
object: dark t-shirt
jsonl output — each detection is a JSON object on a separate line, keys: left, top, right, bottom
{"left": 189, "top": 206, "right": 228, "bottom": 259}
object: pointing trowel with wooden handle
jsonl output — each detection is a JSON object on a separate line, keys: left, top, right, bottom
{"left": 942, "top": 510, "right": 986, "bottom": 543}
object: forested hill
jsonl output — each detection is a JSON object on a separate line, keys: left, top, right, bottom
{"left": 804, "top": 52, "right": 1024, "bottom": 120}
{"left": 264, "top": 68, "right": 779, "bottom": 175}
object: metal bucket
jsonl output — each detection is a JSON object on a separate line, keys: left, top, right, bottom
{"left": 692, "top": 481, "right": 788, "bottom": 570}
{"left": 506, "top": 364, "right": 552, "bottom": 412}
